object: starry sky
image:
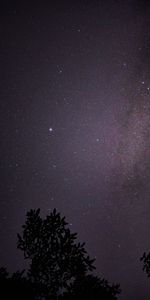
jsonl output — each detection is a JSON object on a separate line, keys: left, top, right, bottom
{"left": 1, "top": 1, "right": 150, "bottom": 299}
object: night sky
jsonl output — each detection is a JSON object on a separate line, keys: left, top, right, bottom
{"left": 1, "top": 1, "right": 150, "bottom": 299}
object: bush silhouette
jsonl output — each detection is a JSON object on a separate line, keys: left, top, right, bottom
{"left": 0, "top": 268, "right": 35, "bottom": 300}
{"left": 63, "top": 274, "right": 120, "bottom": 300}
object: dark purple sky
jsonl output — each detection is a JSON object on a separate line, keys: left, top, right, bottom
{"left": 1, "top": 1, "right": 150, "bottom": 299}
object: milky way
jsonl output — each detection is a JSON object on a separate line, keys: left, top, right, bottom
{"left": 0, "top": 1, "right": 150, "bottom": 299}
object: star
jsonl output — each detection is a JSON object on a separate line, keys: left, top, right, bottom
{"left": 52, "top": 164, "right": 57, "bottom": 168}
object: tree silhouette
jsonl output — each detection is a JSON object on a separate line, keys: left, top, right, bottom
{"left": 0, "top": 208, "right": 121, "bottom": 299}
{"left": 17, "top": 208, "right": 120, "bottom": 299}
{"left": 17, "top": 208, "right": 96, "bottom": 299}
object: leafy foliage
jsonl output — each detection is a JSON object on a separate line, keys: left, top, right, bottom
{"left": 141, "top": 252, "right": 150, "bottom": 277}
